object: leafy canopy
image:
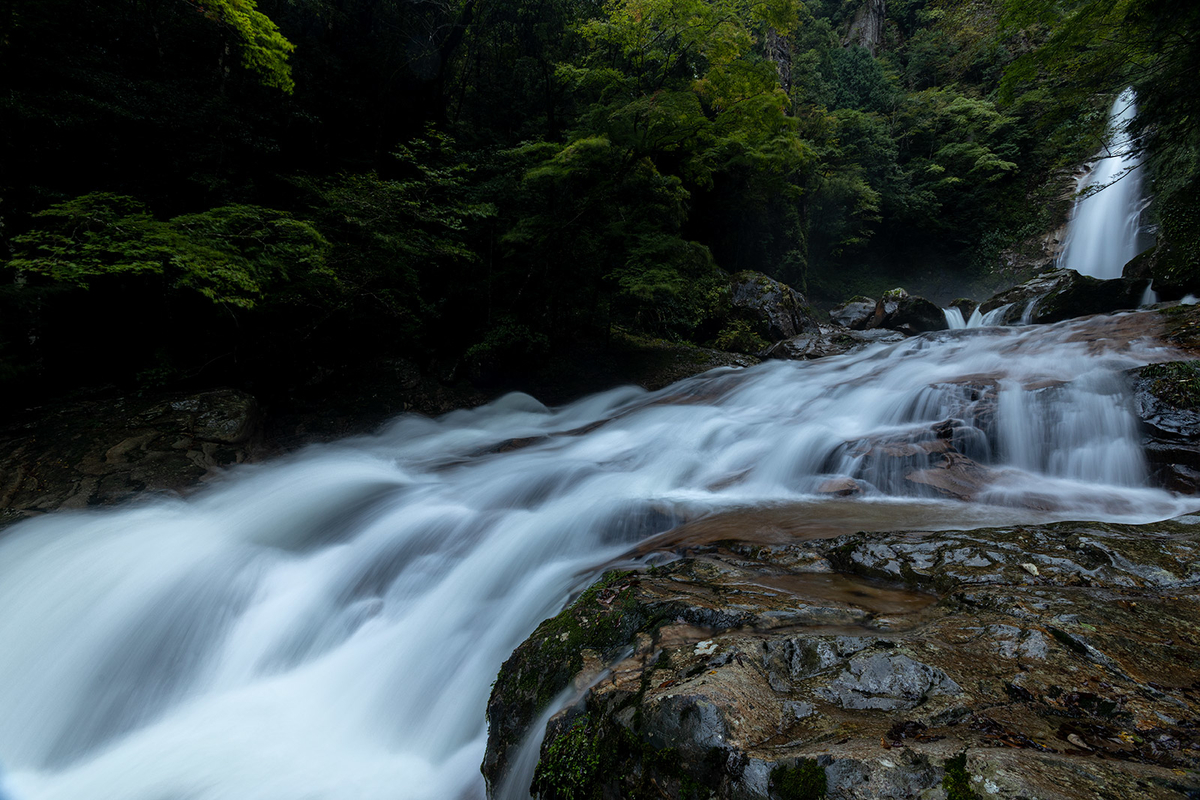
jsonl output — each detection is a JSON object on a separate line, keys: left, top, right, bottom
{"left": 191, "top": 0, "right": 296, "bottom": 91}
{"left": 7, "top": 193, "right": 332, "bottom": 308}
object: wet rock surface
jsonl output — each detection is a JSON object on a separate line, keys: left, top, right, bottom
{"left": 0, "top": 389, "right": 263, "bottom": 528}
{"left": 872, "top": 292, "right": 949, "bottom": 335}
{"left": 1131, "top": 360, "right": 1200, "bottom": 494}
{"left": 830, "top": 299, "right": 877, "bottom": 331}
{"left": 729, "top": 271, "right": 819, "bottom": 342}
{"left": 485, "top": 517, "right": 1200, "bottom": 799}
{"left": 764, "top": 325, "right": 905, "bottom": 361}
{"left": 979, "top": 268, "right": 1148, "bottom": 326}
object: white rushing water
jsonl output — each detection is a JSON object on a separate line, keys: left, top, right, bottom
{"left": 942, "top": 304, "right": 1010, "bottom": 329}
{"left": 1060, "top": 88, "right": 1147, "bottom": 279}
{"left": 0, "top": 316, "right": 1196, "bottom": 800}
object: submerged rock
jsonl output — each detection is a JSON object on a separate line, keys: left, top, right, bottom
{"left": 485, "top": 517, "right": 1200, "bottom": 799}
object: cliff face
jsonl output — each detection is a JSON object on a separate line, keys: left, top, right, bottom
{"left": 843, "top": 0, "right": 886, "bottom": 55}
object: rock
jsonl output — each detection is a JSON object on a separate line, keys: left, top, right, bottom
{"left": 978, "top": 268, "right": 1148, "bottom": 325}
{"left": 728, "top": 271, "right": 818, "bottom": 342}
{"left": 0, "top": 389, "right": 263, "bottom": 524}
{"left": 1129, "top": 360, "right": 1200, "bottom": 493}
{"left": 857, "top": 288, "right": 948, "bottom": 335}
{"left": 949, "top": 297, "right": 978, "bottom": 320}
{"left": 763, "top": 325, "right": 904, "bottom": 361}
{"left": 829, "top": 298, "right": 877, "bottom": 330}
{"left": 815, "top": 652, "right": 962, "bottom": 711}
{"left": 1123, "top": 241, "right": 1200, "bottom": 301}
{"left": 486, "top": 516, "right": 1200, "bottom": 799}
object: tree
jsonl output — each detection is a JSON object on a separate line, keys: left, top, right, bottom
{"left": 189, "top": 0, "right": 296, "bottom": 91}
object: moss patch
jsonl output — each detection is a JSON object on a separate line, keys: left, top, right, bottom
{"left": 1139, "top": 361, "right": 1200, "bottom": 409}
{"left": 943, "top": 753, "right": 979, "bottom": 800}
{"left": 770, "top": 759, "right": 828, "bottom": 800}
{"left": 532, "top": 717, "right": 601, "bottom": 800}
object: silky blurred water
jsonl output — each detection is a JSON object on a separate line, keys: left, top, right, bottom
{"left": 0, "top": 315, "right": 1194, "bottom": 800}
{"left": 1061, "top": 88, "right": 1146, "bottom": 280}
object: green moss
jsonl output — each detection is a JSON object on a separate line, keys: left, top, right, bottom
{"left": 1139, "top": 361, "right": 1200, "bottom": 409}
{"left": 770, "top": 759, "right": 827, "bottom": 800}
{"left": 532, "top": 717, "right": 601, "bottom": 800}
{"left": 943, "top": 753, "right": 979, "bottom": 800}
{"left": 535, "top": 710, "right": 716, "bottom": 800}
{"left": 714, "top": 320, "right": 769, "bottom": 354}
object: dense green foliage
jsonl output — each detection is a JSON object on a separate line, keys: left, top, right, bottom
{"left": 0, "top": 0, "right": 1189, "bottom": 403}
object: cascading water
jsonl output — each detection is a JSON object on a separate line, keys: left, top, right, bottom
{"left": 1059, "top": 88, "right": 1147, "bottom": 279}
{"left": 0, "top": 316, "right": 1195, "bottom": 800}
{"left": 942, "top": 305, "right": 1008, "bottom": 329}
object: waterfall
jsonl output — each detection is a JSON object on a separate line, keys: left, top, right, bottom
{"left": 943, "top": 305, "right": 1007, "bottom": 329}
{"left": 0, "top": 317, "right": 1194, "bottom": 800}
{"left": 942, "top": 308, "right": 966, "bottom": 329}
{"left": 1059, "top": 88, "right": 1147, "bottom": 280}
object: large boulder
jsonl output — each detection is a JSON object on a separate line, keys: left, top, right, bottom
{"left": 1130, "top": 360, "right": 1200, "bottom": 493}
{"left": 829, "top": 297, "right": 876, "bottom": 330}
{"left": 486, "top": 517, "right": 1200, "bottom": 800}
{"left": 728, "top": 271, "right": 817, "bottom": 342}
{"left": 1124, "top": 243, "right": 1200, "bottom": 300}
{"left": 863, "top": 288, "right": 949, "bottom": 335}
{"left": 979, "top": 268, "right": 1147, "bottom": 325}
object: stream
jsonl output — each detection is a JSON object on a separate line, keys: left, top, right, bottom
{"left": 0, "top": 315, "right": 1197, "bottom": 800}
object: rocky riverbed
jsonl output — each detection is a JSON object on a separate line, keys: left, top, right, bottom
{"left": 485, "top": 515, "right": 1200, "bottom": 799}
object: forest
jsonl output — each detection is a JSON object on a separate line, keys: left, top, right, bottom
{"left": 1, "top": 0, "right": 1197, "bottom": 407}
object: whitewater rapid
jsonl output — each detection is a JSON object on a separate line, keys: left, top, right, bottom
{"left": 0, "top": 315, "right": 1195, "bottom": 800}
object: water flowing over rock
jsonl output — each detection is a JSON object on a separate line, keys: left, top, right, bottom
{"left": 978, "top": 268, "right": 1147, "bottom": 325}
{"left": 0, "top": 311, "right": 1197, "bottom": 800}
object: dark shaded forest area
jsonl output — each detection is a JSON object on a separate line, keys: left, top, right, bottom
{"left": 1, "top": 0, "right": 1197, "bottom": 407}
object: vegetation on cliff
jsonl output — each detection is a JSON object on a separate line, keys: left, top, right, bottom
{"left": 0, "top": 0, "right": 1194, "bottom": 406}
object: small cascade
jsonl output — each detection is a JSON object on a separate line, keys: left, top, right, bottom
{"left": 1141, "top": 280, "right": 1159, "bottom": 307}
{"left": 1019, "top": 297, "right": 1039, "bottom": 325}
{"left": 1059, "top": 88, "right": 1147, "bottom": 280}
{"left": 941, "top": 305, "right": 1006, "bottom": 329}
{"left": 978, "top": 304, "right": 1012, "bottom": 327}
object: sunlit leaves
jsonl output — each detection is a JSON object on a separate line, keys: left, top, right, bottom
{"left": 191, "top": 0, "right": 296, "bottom": 92}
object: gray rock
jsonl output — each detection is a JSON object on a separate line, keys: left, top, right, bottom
{"left": 764, "top": 325, "right": 903, "bottom": 361}
{"left": 728, "top": 271, "right": 818, "bottom": 342}
{"left": 830, "top": 299, "right": 877, "bottom": 330}
{"left": 978, "top": 268, "right": 1147, "bottom": 325}
{"left": 816, "top": 652, "right": 962, "bottom": 711}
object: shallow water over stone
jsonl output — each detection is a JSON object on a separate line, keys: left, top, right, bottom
{"left": 0, "top": 313, "right": 1196, "bottom": 800}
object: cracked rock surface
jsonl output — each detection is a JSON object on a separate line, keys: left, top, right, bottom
{"left": 485, "top": 516, "right": 1200, "bottom": 799}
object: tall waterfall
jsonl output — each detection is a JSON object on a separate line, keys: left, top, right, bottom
{"left": 0, "top": 317, "right": 1194, "bottom": 800}
{"left": 1059, "top": 88, "right": 1146, "bottom": 279}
